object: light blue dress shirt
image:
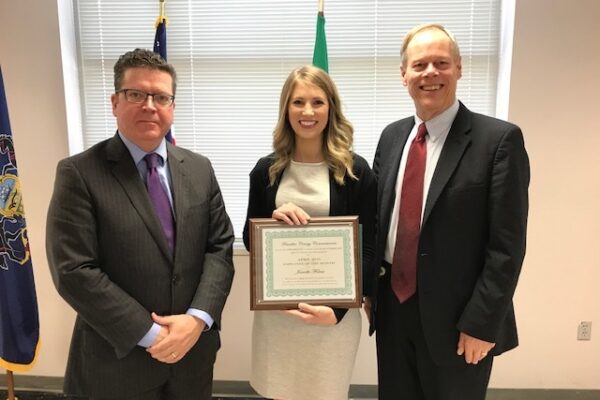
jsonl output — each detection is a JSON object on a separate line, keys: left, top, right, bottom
{"left": 117, "top": 132, "right": 214, "bottom": 348}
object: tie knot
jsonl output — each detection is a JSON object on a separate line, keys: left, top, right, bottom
{"left": 144, "top": 153, "right": 161, "bottom": 169}
{"left": 416, "top": 123, "right": 427, "bottom": 142}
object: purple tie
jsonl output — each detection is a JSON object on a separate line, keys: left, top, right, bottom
{"left": 144, "top": 153, "right": 175, "bottom": 252}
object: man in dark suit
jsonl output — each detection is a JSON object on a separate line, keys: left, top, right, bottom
{"left": 366, "top": 24, "right": 529, "bottom": 399}
{"left": 46, "top": 49, "right": 235, "bottom": 400}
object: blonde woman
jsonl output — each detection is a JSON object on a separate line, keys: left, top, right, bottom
{"left": 243, "top": 65, "right": 376, "bottom": 399}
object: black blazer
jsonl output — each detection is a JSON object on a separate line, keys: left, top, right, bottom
{"left": 46, "top": 134, "right": 235, "bottom": 397}
{"left": 242, "top": 153, "right": 377, "bottom": 320}
{"left": 369, "top": 103, "right": 529, "bottom": 366}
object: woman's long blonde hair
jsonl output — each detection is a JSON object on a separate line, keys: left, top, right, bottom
{"left": 268, "top": 65, "right": 356, "bottom": 186}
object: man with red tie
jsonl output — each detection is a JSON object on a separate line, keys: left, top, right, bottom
{"left": 365, "top": 24, "right": 529, "bottom": 399}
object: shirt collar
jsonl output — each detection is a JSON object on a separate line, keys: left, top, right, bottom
{"left": 118, "top": 131, "right": 168, "bottom": 166}
{"left": 414, "top": 99, "right": 460, "bottom": 143}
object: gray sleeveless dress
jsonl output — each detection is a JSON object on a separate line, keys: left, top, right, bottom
{"left": 250, "top": 161, "right": 362, "bottom": 400}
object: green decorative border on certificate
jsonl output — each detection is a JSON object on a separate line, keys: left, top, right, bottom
{"left": 264, "top": 228, "right": 354, "bottom": 297}
{"left": 248, "top": 216, "right": 362, "bottom": 310}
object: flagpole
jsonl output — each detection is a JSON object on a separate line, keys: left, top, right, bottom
{"left": 6, "top": 370, "right": 15, "bottom": 400}
{"left": 156, "top": 0, "right": 166, "bottom": 27}
{"left": 318, "top": 0, "right": 324, "bottom": 14}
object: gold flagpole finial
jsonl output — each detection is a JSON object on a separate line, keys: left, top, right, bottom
{"left": 155, "top": 0, "right": 168, "bottom": 28}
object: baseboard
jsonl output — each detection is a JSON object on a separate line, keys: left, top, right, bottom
{"left": 0, "top": 374, "right": 62, "bottom": 393}
{"left": 485, "top": 389, "right": 600, "bottom": 400}
{"left": 1, "top": 375, "right": 599, "bottom": 399}
{"left": 211, "top": 381, "right": 377, "bottom": 398}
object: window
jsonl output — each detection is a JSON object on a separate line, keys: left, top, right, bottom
{"left": 70, "top": 0, "right": 505, "bottom": 244}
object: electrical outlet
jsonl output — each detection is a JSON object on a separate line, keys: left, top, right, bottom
{"left": 577, "top": 321, "right": 592, "bottom": 340}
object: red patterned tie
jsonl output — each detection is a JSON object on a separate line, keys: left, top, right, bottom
{"left": 391, "top": 123, "right": 427, "bottom": 303}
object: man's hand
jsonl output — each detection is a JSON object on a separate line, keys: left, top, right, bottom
{"left": 150, "top": 325, "right": 169, "bottom": 348}
{"left": 284, "top": 303, "right": 337, "bottom": 325}
{"left": 457, "top": 332, "right": 496, "bottom": 364}
{"left": 147, "top": 312, "right": 205, "bottom": 364}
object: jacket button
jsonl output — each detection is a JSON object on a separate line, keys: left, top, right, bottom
{"left": 420, "top": 253, "right": 428, "bottom": 257}
{"left": 172, "top": 275, "right": 178, "bottom": 284}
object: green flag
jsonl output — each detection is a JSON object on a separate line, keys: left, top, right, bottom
{"left": 312, "top": 13, "right": 329, "bottom": 73}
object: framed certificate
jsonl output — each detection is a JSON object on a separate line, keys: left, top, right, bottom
{"left": 248, "top": 216, "right": 362, "bottom": 310}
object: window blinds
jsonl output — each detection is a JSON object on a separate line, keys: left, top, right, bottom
{"left": 72, "top": 0, "right": 502, "bottom": 243}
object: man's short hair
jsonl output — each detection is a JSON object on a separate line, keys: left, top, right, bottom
{"left": 113, "top": 48, "right": 177, "bottom": 93}
{"left": 401, "top": 23, "right": 461, "bottom": 67}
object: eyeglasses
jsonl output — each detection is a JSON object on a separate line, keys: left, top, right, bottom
{"left": 116, "top": 89, "right": 175, "bottom": 107}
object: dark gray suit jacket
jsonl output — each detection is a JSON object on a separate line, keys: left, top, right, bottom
{"left": 369, "top": 103, "right": 529, "bottom": 366}
{"left": 46, "top": 134, "right": 235, "bottom": 397}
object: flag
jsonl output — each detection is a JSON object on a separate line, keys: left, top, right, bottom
{"left": 312, "top": 12, "right": 329, "bottom": 73}
{"left": 0, "top": 66, "right": 40, "bottom": 372}
{"left": 154, "top": 17, "right": 175, "bottom": 144}
{"left": 154, "top": 17, "right": 167, "bottom": 61}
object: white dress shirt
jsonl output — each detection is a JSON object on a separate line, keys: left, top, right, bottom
{"left": 384, "top": 100, "right": 460, "bottom": 263}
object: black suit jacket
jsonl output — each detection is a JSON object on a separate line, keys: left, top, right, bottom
{"left": 46, "top": 134, "right": 235, "bottom": 397}
{"left": 369, "top": 103, "right": 529, "bottom": 366}
{"left": 242, "top": 153, "right": 377, "bottom": 320}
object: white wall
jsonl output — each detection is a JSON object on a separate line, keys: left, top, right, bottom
{"left": 0, "top": 0, "right": 598, "bottom": 390}
{"left": 489, "top": 0, "right": 600, "bottom": 389}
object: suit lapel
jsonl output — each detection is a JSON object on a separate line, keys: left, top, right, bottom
{"left": 422, "top": 103, "right": 472, "bottom": 226}
{"left": 167, "top": 144, "right": 188, "bottom": 264}
{"left": 106, "top": 134, "right": 173, "bottom": 261}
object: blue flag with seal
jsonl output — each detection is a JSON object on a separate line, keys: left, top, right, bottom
{"left": 0, "top": 66, "right": 40, "bottom": 372}
{"left": 154, "top": 15, "right": 175, "bottom": 144}
{"left": 154, "top": 16, "right": 167, "bottom": 61}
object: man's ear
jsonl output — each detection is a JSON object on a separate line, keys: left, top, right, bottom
{"left": 400, "top": 66, "right": 408, "bottom": 87}
{"left": 111, "top": 93, "right": 119, "bottom": 116}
